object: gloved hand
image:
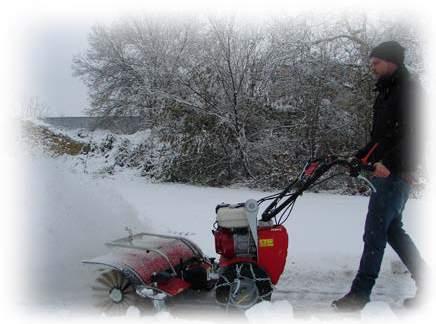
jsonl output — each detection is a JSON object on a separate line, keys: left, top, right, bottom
{"left": 373, "top": 162, "right": 391, "bottom": 178}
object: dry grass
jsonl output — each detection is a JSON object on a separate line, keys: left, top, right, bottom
{"left": 21, "top": 120, "right": 90, "bottom": 156}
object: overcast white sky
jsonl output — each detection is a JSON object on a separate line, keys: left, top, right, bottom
{"left": 19, "top": 19, "right": 93, "bottom": 116}
{"left": 4, "top": 0, "right": 436, "bottom": 117}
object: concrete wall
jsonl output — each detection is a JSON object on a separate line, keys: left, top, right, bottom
{"left": 42, "top": 117, "right": 152, "bottom": 134}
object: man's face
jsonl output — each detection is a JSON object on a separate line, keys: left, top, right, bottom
{"left": 369, "top": 57, "right": 397, "bottom": 79}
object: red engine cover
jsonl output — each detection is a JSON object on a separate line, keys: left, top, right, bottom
{"left": 257, "top": 225, "right": 288, "bottom": 284}
{"left": 213, "top": 228, "right": 235, "bottom": 258}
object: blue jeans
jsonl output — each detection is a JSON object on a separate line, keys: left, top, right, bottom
{"left": 350, "top": 174, "right": 425, "bottom": 297}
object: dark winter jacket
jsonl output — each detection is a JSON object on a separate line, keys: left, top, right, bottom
{"left": 355, "top": 65, "right": 420, "bottom": 175}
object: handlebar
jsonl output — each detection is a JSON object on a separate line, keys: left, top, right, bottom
{"left": 260, "top": 156, "right": 375, "bottom": 222}
{"left": 347, "top": 157, "right": 375, "bottom": 176}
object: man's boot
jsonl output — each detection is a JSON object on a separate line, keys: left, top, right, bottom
{"left": 332, "top": 291, "right": 370, "bottom": 312}
{"left": 332, "top": 273, "right": 373, "bottom": 311}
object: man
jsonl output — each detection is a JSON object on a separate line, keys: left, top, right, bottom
{"left": 332, "top": 41, "right": 427, "bottom": 311}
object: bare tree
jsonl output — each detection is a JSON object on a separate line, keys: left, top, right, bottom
{"left": 21, "top": 96, "right": 51, "bottom": 119}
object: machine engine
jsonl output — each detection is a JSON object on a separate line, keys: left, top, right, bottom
{"left": 213, "top": 202, "right": 288, "bottom": 286}
{"left": 214, "top": 226, "right": 257, "bottom": 258}
{"left": 213, "top": 203, "right": 257, "bottom": 258}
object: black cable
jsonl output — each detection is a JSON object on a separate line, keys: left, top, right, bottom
{"left": 276, "top": 202, "right": 290, "bottom": 225}
{"left": 258, "top": 193, "right": 282, "bottom": 205}
{"left": 270, "top": 172, "right": 346, "bottom": 224}
{"left": 259, "top": 159, "right": 353, "bottom": 224}
{"left": 278, "top": 200, "right": 296, "bottom": 225}
{"left": 274, "top": 197, "right": 297, "bottom": 225}
{"left": 278, "top": 172, "right": 346, "bottom": 223}
{"left": 257, "top": 177, "right": 300, "bottom": 204}
{"left": 278, "top": 205, "right": 287, "bottom": 225}
{"left": 311, "top": 172, "right": 346, "bottom": 188}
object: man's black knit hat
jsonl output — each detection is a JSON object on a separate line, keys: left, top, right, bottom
{"left": 370, "top": 41, "right": 405, "bottom": 66}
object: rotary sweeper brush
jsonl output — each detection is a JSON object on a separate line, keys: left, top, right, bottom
{"left": 82, "top": 156, "right": 375, "bottom": 315}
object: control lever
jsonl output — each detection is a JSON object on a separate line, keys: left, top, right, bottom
{"left": 357, "top": 175, "right": 377, "bottom": 193}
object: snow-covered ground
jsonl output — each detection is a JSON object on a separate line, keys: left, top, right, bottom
{"left": 9, "top": 130, "right": 432, "bottom": 323}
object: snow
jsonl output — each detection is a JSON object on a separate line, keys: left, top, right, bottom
{"left": 17, "top": 154, "right": 147, "bottom": 311}
{"left": 360, "top": 302, "right": 397, "bottom": 321}
{"left": 11, "top": 134, "right": 432, "bottom": 323}
{"left": 245, "top": 300, "right": 294, "bottom": 323}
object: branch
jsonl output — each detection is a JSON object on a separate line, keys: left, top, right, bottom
{"left": 311, "top": 33, "right": 367, "bottom": 47}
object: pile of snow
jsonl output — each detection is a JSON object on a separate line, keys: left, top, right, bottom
{"left": 16, "top": 153, "right": 147, "bottom": 310}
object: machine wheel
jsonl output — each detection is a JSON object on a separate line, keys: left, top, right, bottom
{"left": 91, "top": 269, "right": 147, "bottom": 315}
{"left": 215, "top": 263, "right": 272, "bottom": 309}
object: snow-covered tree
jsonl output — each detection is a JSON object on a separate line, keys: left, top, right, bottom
{"left": 72, "top": 13, "right": 423, "bottom": 188}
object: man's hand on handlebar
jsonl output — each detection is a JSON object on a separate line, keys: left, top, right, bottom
{"left": 372, "top": 162, "right": 391, "bottom": 178}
